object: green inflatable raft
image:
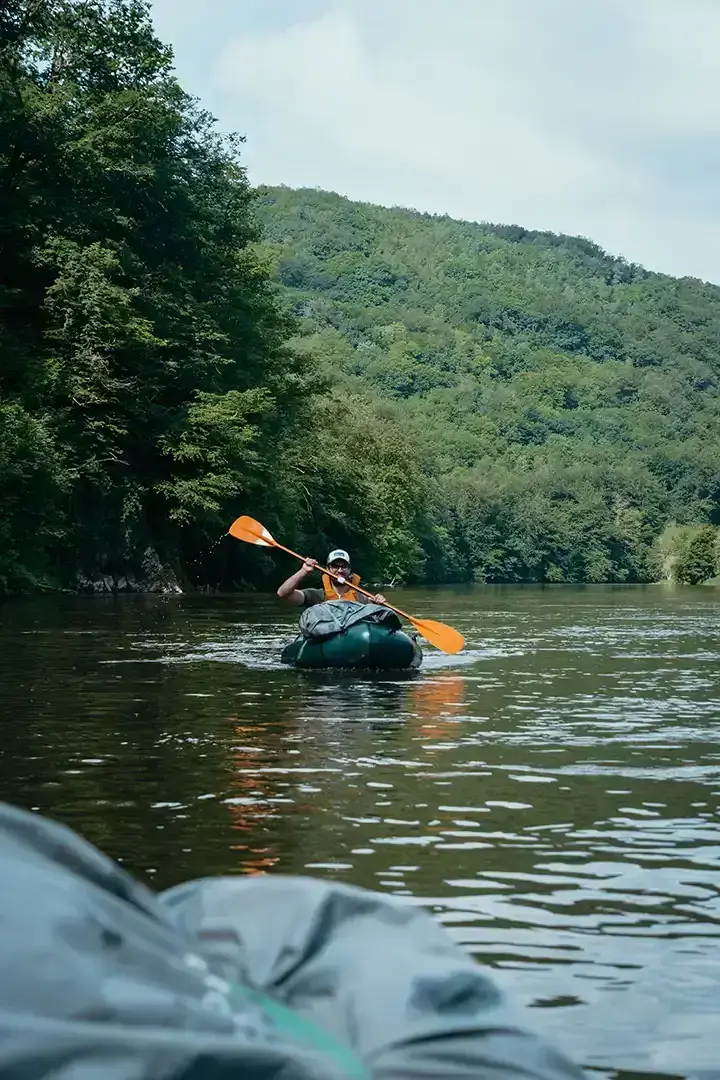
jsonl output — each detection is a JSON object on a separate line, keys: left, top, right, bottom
{"left": 281, "top": 600, "right": 423, "bottom": 670}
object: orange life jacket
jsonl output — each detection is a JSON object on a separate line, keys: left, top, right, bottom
{"left": 322, "top": 572, "right": 362, "bottom": 602}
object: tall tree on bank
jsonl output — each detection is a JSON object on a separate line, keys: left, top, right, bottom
{"left": 0, "top": 0, "right": 312, "bottom": 590}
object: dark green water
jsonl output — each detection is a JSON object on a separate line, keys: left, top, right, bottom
{"left": 1, "top": 585, "right": 719, "bottom": 1078}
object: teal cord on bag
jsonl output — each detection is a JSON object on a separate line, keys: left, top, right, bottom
{"left": 231, "top": 983, "right": 370, "bottom": 1079}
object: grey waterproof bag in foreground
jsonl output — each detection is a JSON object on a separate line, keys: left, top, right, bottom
{"left": 0, "top": 801, "right": 585, "bottom": 1079}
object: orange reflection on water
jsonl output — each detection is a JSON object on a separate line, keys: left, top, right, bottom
{"left": 412, "top": 676, "right": 465, "bottom": 741}
{"left": 225, "top": 718, "right": 282, "bottom": 875}
{"left": 228, "top": 845, "right": 278, "bottom": 875}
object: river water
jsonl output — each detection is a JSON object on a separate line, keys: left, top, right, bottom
{"left": 1, "top": 585, "right": 719, "bottom": 1077}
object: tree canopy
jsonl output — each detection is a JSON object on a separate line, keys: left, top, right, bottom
{"left": 1, "top": 0, "right": 312, "bottom": 591}
{"left": 1, "top": 1, "right": 719, "bottom": 592}
{"left": 253, "top": 186, "right": 720, "bottom": 585}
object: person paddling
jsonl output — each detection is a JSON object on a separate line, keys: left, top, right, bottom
{"left": 277, "top": 548, "right": 386, "bottom": 608}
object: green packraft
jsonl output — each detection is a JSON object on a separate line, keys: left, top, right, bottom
{"left": 282, "top": 600, "right": 423, "bottom": 669}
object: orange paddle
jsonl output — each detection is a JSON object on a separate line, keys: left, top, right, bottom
{"left": 228, "top": 515, "right": 464, "bottom": 655}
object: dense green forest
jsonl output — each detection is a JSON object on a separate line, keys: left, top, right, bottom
{"left": 253, "top": 187, "right": 720, "bottom": 587}
{"left": 1, "top": 0, "right": 719, "bottom": 594}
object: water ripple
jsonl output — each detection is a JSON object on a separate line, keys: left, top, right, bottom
{"left": 1, "top": 587, "right": 719, "bottom": 1076}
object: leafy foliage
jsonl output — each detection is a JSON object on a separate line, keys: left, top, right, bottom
{"left": 652, "top": 524, "right": 720, "bottom": 585}
{"left": 254, "top": 186, "right": 720, "bottom": 584}
{"left": 0, "top": 403, "right": 65, "bottom": 590}
{"left": 0, "top": 0, "right": 311, "bottom": 590}
{"left": 2, "top": 3, "right": 719, "bottom": 592}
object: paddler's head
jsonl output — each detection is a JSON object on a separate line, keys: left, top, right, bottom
{"left": 327, "top": 548, "right": 352, "bottom": 581}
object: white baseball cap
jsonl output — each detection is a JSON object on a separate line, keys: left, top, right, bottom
{"left": 327, "top": 549, "right": 351, "bottom": 564}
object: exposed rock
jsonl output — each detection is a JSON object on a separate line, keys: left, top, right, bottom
{"left": 74, "top": 549, "right": 183, "bottom": 595}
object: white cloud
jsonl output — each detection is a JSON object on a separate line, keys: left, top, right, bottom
{"left": 623, "top": 0, "right": 720, "bottom": 135}
{"left": 216, "top": 10, "right": 622, "bottom": 218}
{"left": 151, "top": 0, "right": 720, "bottom": 282}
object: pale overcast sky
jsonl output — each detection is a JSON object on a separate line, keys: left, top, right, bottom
{"left": 149, "top": 0, "right": 720, "bottom": 284}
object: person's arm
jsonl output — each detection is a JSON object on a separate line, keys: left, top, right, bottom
{"left": 277, "top": 558, "right": 318, "bottom": 605}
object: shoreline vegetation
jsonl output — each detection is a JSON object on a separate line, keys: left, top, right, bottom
{"left": 2, "top": 1, "right": 719, "bottom": 597}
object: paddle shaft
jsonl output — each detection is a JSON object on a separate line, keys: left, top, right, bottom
{"left": 276, "top": 541, "right": 416, "bottom": 623}
{"left": 227, "top": 515, "right": 463, "bottom": 653}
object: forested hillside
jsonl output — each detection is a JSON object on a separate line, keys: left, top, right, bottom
{"left": 254, "top": 187, "right": 720, "bottom": 585}
{"left": 1, "top": 0, "right": 719, "bottom": 593}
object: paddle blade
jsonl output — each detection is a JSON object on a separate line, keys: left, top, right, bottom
{"left": 228, "top": 515, "right": 276, "bottom": 548}
{"left": 410, "top": 618, "right": 464, "bottom": 655}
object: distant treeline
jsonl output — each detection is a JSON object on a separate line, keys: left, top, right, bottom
{"left": 1, "top": 1, "right": 719, "bottom": 593}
